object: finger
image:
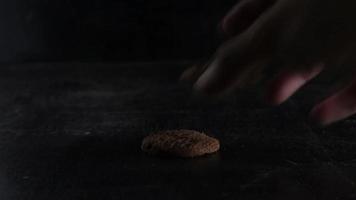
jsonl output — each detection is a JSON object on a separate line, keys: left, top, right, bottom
{"left": 180, "top": 58, "right": 215, "bottom": 83}
{"left": 194, "top": 1, "right": 290, "bottom": 96}
{"left": 310, "top": 78, "right": 356, "bottom": 126}
{"left": 180, "top": 65, "right": 202, "bottom": 83}
{"left": 193, "top": 54, "right": 268, "bottom": 95}
{"left": 266, "top": 63, "right": 324, "bottom": 105}
{"left": 222, "top": 0, "right": 276, "bottom": 36}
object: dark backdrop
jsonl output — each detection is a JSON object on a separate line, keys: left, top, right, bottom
{"left": 0, "top": 0, "right": 237, "bottom": 63}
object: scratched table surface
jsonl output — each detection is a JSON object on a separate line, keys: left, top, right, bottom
{"left": 0, "top": 62, "right": 356, "bottom": 200}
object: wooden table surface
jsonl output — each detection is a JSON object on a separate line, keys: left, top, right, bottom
{"left": 0, "top": 62, "right": 355, "bottom": 200}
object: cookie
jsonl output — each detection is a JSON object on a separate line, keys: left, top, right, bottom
{"left": 141, "top": 129, "right": 220, "bottom": 158}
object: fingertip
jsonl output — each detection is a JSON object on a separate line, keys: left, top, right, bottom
{"left": 221, "top": 0, "right": 278, "bottom": 37}
{"left": 309, "top": 104, "right": 329, "bottom": 127}
{"left": 265, "top": 65, "right": 324, "bottom": 107}
{"left": 193, "top": 59, "right": 229, "bottom": 96}
{"left": 264, "top": 90, "right": 285, "bottom": 106}
{"left": 221, "top": 1, "right": 239, "bottom": 35}
{"left": 193, "top": 65, "right": 215, "bottom": 94}
{"left": 180, "top": 65, "right": 198, "bottom": 83}
{"left": 264, "top": 77, "right": 288, "bottom": 106}
{"left": 221, "top": 15, "right": 234, "bottom": 36}
{"left": 221, "top": 11, "right": 249, "bottom": 37}
{"left": 264, "top": 74, "right": 291, "bottom": 106}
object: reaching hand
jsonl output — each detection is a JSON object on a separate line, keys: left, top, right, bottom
{"left": 181, "top": 0, "right": 356, "bottom": 126}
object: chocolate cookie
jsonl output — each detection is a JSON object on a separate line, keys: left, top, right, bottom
{"left": 141, "top": 130, "right": 220, "bottom": 158}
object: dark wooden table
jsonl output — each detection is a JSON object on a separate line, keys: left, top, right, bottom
{"left": 0, "top": 62, "right": 355, "bottom": 200}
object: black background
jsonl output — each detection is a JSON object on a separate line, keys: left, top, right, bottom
{"left": 2, "top": 1, "right": 356, "bottom": 199}
{"left": 0, "top": 0, "right": 237, "bottom": 63}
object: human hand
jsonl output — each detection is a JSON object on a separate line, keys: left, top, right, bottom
{"left": 181, "top": 0, "right": 356, "bottom": 126}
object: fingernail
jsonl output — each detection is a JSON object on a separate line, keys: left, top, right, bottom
{"left": 221, "top": 15, "right": 236, "bottom": 36}
{"left": 179, "top": 65, "right": 199, "bottom": 83}
{"left": 221, "top": 16, "right": 229, "bottom": 33}
{"left": 222, "top": 3, "right": 238, "bottom": 31}
{"left": 217, "top": 21, "right": 228, "bottom": 39}
{"left": 264, "top": 91, "right": 280, "bottom": 106}
{"left": 264, "top": 81, "right": 281, "bottom": 106}
{"left": 309, "top": 105, "right": 327, "bottom": 127}
{"left": 193, "top": 64, "right": 215, "bottom": 94}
